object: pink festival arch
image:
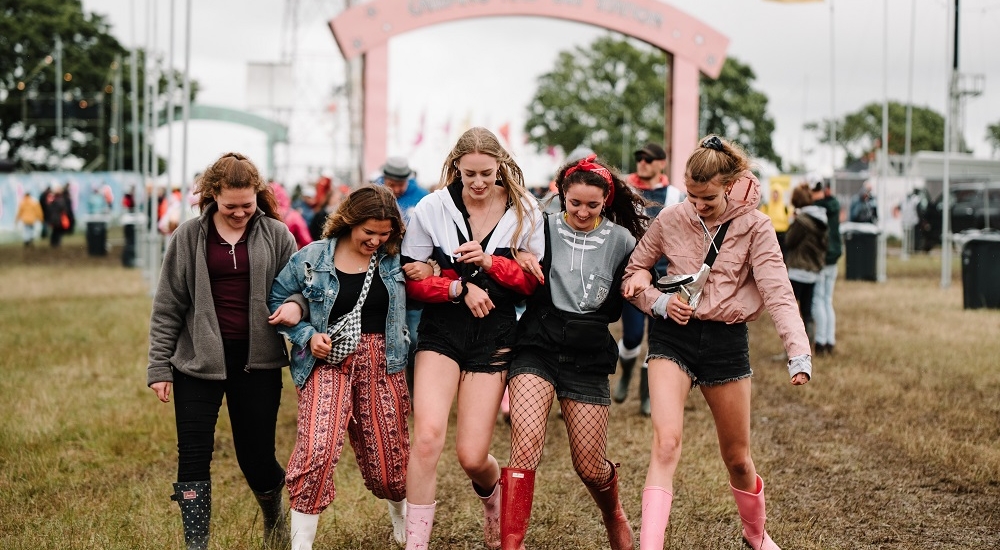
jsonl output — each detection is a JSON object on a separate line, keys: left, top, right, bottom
{"left": 328, "top": 0, "right": 728, "bottom": 186}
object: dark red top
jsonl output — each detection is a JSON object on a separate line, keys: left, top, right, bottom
{"left": 207, "top": 217, "right": 252, "bottom": 339}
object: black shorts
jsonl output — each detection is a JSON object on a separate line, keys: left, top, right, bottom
{"left": 646, "top": 317, "right": 751, "bottom": 386}
{"left": 416, "top": 302, "right": 517, "bottom": 373}
{"left": 508, "top": 349, "right": 611, "bottom": 406}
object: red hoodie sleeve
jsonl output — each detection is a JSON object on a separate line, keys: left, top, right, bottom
{"left": 487, "top": 255, "right": 539, "bottom": 296}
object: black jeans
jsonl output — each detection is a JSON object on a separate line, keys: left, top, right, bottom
{"left": 790, "top": 280, "right": 816, "bottom": 325}
{"left": 172, "top": 339, "right": 284, "bottom": 492}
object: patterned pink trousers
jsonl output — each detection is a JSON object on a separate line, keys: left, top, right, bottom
{"left": 286, "top": 334, "right": 410, "bottom": 514}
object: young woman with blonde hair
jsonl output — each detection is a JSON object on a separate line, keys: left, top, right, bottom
{"left": 400, "top": 127, "right": 545, "bottom": 549}
{"left": 622, "top": 136, "right": 812, "bottom": 550}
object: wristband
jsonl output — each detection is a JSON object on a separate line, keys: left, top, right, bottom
{"left": 451, "top": 279, "right": 469, "bottom": 303}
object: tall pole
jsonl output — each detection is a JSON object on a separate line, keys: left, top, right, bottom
{"left": 54, "top": 34, "right": 63, "bottom": 167}
{"left": 902, "top": 0, "right": 917, "bottom": 261}
{"left": 180, "top": 0, "right": 192, "bottom": 223}
{"left": 877, "top": 0, "right": 889, "bottom": 283}
{"left": 941, "top": 0, "right": 956, "bottom": 288}
{"left": 829, "top": 0, "right": 837, "bottom": 193}
{"left": 166, "top": 0, "right": 176, "bottom": 195}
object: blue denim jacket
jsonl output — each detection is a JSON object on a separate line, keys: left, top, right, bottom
{"left": 268, "top": 237, "right": 409, "bottom": 388}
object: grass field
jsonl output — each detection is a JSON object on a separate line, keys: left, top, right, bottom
{"left": 1, "top": 235, "right": 998, "bottom": 549}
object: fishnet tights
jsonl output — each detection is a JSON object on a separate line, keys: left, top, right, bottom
{"left": 507, "top": 374, "right": 613, "bottom": 487}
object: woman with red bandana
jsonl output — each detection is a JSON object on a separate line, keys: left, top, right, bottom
{"left": 500, "top": 155, "right": 648, "bottom": 550}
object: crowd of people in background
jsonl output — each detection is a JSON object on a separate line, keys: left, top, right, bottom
{"left": 143, "top": 130, "right": 828, "bottom": 550}
{"left": 15, "top": 184, "right": 76, "bottom": 247}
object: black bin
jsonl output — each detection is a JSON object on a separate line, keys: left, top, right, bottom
{"left": 961, "top": 232, "right": 1000, "bottom": 309}
{"left": 841, "top": 222, "right": 879, "bottom": 281}
{"left": 86, "top": 219, "right": 108, "bottom": 256}
{"left": 121, "top": 214, "right": 141, "bottom": 268}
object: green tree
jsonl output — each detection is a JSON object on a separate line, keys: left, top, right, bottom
{"left": 1, "top": 0, "right": 196, "bottom": 172}
{"left": 987, "top": 121, "right": 1000, "bottom": 158}
{"left": 806, "top": 102, "right": 950, "bottom": 166}
{"left": 699, "top": 57, "right": 781, "bottom": 168}
{"left": 524, "top": 36, "right": 666, "bottom": 171}
{"left": 524, "top": 35, "right": 781, "bottom": 171}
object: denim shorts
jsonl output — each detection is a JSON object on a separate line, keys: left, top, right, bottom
{"left": 646, "top": 317, "right": 751, "bottom": 387}
{"left": 508, "top": 349, "right": 611, "bottom": 406}
{"left": 416, "top": 302, "right": 517, "bottom": 373}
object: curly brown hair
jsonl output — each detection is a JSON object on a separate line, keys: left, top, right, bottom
{"left": 321, "top": 184, "right": 405, "bottom": 256}
{"left": 196, "top": 152, "right": 280, "bottom": 220}
{"left": 554, "top": 156, "right": 649, "bottom": 240}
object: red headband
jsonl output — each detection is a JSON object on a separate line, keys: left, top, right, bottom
{"left": 564, "top": 154, "right": 615, "bottom": 206}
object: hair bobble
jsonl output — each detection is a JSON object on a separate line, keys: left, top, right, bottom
{"left": 701, "top": 136, "right": 724, "bottom": 152}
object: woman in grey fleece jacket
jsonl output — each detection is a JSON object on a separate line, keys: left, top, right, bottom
{"left": 146, "top": 153, "right": 299, "bottom": 550}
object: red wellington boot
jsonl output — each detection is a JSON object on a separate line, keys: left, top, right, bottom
{"left": 586, "top": 462, "right": 634, "bottom": 550}
{"left": 499, "top": 467, "right": 535, "bottom": 550}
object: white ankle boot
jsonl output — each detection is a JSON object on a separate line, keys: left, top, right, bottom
{"left": 388, "top": 499, "right": 407, "bottom": 544}
{"left": 290, "top": 510, "right": 319, "bottom": 550}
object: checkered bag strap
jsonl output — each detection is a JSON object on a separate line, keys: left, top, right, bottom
{"left": 351, "top": 253, "right": 378, "bottom": 315}
{"left": 328, "top": 253, "right": 377, "bottom": 334}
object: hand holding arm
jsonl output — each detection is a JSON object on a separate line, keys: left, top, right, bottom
{"left": 622, "top": 269, "right": 652, "bottom": 298}
{"left": 516, "top": 251, "right": 544, "bottom": 284}
{"left": 403, "top": 261, "right": 434, "bottom": 281}
{"left": 268, "top": 302, "right": 303, "bottom": 326}
{"left": 652, "top": 293, "right": 693, "bottom": 325}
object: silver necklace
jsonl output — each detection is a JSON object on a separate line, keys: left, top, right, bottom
{"left": 470, "top": 190, "right": 498, "bottom": 241}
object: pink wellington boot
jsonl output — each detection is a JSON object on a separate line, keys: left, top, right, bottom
{"left": 476, "top": 481, "right": 501, "bottom": 549}
{"left": 730, "top": 475, "right": 780, "bottom": 550}
{"left": 500, "top": 388, "right": 511, "bottom": 424}
{"left": 404, "top": 501, "right": 436, "bottom": 550}
{"left": 638, "top": 486, "right": 673, "bottom": 550}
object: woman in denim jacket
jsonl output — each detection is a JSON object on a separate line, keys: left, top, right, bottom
{"left": 268, "top": 185, "right": 410, "bottom": 549}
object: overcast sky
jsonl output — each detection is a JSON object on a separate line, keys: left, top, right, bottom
{"left": 80, "top": 0, "right": 1000, "bottom": 187}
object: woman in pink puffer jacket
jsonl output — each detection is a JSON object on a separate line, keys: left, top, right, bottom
{"left": 622, "top": 135, "right": 812, "bottom": 550}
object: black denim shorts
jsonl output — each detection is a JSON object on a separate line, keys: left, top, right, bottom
{"left": 508, "top": 349, "right": 611, "bottom": 406}
{"left": 417, "top": 302, "right": 517, "bottom": 373}
{"left": 646, "top": 317, "right": 751, "bottom": 386}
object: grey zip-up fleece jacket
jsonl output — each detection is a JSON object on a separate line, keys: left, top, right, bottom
{"left": 147, "top": 206, "right": 296, "bottom": 386}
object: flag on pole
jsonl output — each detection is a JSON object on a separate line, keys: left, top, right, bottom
{"left": 498, "top": 122, "right": 511, "bottom": 147}
{"left": 413, "top": 110, "right": 426, "bottom": 147}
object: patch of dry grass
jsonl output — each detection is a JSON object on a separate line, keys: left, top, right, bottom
{"left": 1, "top": 241, "right": 998, "bottom": 549}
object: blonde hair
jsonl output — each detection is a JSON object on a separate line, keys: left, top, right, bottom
{"left": 437, "top": 127, "right": 536, "bottom": 256}
{"left": 685, "top": 135, "right": 752, "bottom": 188}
